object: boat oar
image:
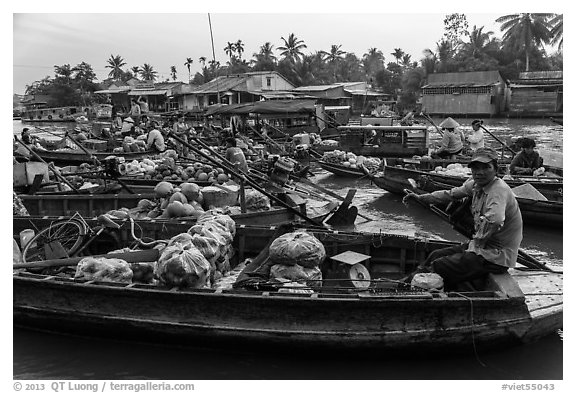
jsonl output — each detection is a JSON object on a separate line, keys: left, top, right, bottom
{"left": 14, "top": 136, "right": 80, "bottom": 194}
{"left": 170, "top": 132, "right": 324, "bottom": 227}
{"left": 419, "top": 112, "right": 443, "bottom": 136}
{"left": 13, "top": 249, "right": 159, "bottom": 270}
{"left": 64, "top": 132, "right": 136, "bottom": 194}
{"left": 296, "top": 176, "right": 373, "bottom": 222}
{"left": 402, "top": 184, "right": 560, "bottom": 273}
{"left": 479, "top": 125, "right": 516, "bottom": 156}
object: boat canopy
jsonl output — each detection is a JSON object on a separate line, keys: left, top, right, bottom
{"left": 204, "top": 99, "right": 317, "bottom": 116}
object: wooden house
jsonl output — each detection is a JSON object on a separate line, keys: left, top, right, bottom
{"left": 508, "top": 71, "right": 563, "bottom": 117}
{"left": 183, "top": 71, "right": 295, "bottom": 111}
{"left": 421, "top": 71, "right": 507, "bottom": 116}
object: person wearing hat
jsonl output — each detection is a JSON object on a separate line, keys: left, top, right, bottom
{"left": 402, "top": 147, "right": 522, "bottom": 290}
{"left": 433, "top": 117, "right": 465, "bottom": 159}
{"left": 467, "top": 119, "right": 485, "bottom": 152}
{"left": 119, "top": 116, "right": 136, "bottom": 137}
{"left": 509, "top": 138, "right": 544, "bottom": 176}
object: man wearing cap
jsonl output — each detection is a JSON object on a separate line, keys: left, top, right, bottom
{"left": 509, "top": 138, "right": 544, "bottom": 176}
{"left": 467, "top": 120, "right": 485, "bottom": 152}
{"left": 433, "top": 117, "right": 465, "bottom": 159}
{"left": 403, "top": 147, "right": 523, "bottom": 290}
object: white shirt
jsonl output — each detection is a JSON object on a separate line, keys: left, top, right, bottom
{"left": 146, "top": 129, "right": 165, "bottom": 152}
{"left": 467, "top": 129, "right": 485, "bottom": 151}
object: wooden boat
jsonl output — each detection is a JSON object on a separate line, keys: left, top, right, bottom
{"left": 369, "top": 164, "right": 563, "bottom": 201}
{"left": 16, "top": 191, "right": 327, "bottom": 227}
{"left": 31, "top": 147, "right": 155, "bottom": 166}
{"left": 416, "top": 176, "right": 562, "bottom": 229}
{"left": 21, "top": 104, "right": 112, "bottom": 123}
{"left": 318, "top": 160, "right": 367, "bottom": 178}
{"left": 12, "top": 222, "right": 562, "bottom": 352}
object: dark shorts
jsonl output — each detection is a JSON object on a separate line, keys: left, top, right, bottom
{"left": 425, "top": 244, "right": 509, "bottom": 288}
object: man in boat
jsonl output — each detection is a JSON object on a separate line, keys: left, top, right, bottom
{"left": 14, "top": 128, "right": 39, "bottom": 159}
{"left": 146, "top": 121, "right": 167, "bottom": 153}
{"left": 173, "top": 114, "right": 194, "bottom": 157}
{"left": 432, "top": 117, "right": 466, "bottom": 159}
{"left": 509, "top": 138, "right": 545, "bottom": 176}
{"left": 467, "top": 119, "right": 485, "bottom": 152}
{"left": 402, "top": 147, "right": 523, "bottom": 290}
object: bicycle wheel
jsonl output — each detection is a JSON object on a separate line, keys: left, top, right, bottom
{"left": 22, "top": 219, "right": 88, "bottom": 263}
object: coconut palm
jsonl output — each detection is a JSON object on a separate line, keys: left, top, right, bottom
{"left": 277, "top": 33, "right": 307, "bottom": 63}
{"left": 105, "top": 54, "right": 126, "bottom": 80}
{"left": 251, "top": 42, "right": 277, "bottom": 71}
{"left": 496, "top": 13, "right": 554, "bottom": 72}
{"left": 184, "top": 57, "right": 193, "bottom": 82}
{"left": 235, "top": 40, "right": 245, "bottom": 60}
{"left": 461, "top": 25, "right": 494, "bottom": 58}
{"left": 130, "top": 66, "right": 141, "bottom": 78}
{"left": 391, "top": 48, "right": 405, "bottom": 64}
{"left": 549, "top": 14, "right": 563, "bottom": 50}
{"left": 140, "top": 63, "right": 158, "bottom": 81}
{"left": 319, "top": 44, "right": 347, "bottom": 81}
{"left": 400, "top": 53, "right": 413, "bottom": 68}
{"left": 362, "top": 48, "right": 385, "bottom": 78}
{"left": 170, "top": 66, "right": 177, "bottom": 81}
{"left": 224, "top": 42, "right": 236, "bottom": 59}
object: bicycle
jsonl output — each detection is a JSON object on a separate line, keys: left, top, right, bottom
{"left": 21, "top": 212, "right": 167, "bottom": 264}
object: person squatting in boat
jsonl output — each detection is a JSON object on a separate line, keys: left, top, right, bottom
{"left": 402, "top": 147, "right": 523, "bottom": 290}
{"left": 432, "top": 117, "right": 466, "bottom": 159}
{"left": 509, "top": 137, "right": 545, "bottom": 176}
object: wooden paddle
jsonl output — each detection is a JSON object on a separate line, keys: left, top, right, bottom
{"left": 479, "top": 125, "right": 516, "bottom": 156}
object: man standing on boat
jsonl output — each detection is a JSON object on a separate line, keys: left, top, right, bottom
{"left": 433, "top": 117, "right": 465, "bottom": 159}
{"left": 467, "top": 119, "right": 485, "bottom": 152}
{"left": 402, "top": 147, "right": 523, "bottom": 290}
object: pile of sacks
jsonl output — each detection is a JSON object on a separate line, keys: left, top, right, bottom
{"left": 74, "top": 211, "right": 237, "bottom": 289}
{"left": 267, "top": 231, "right": 325, "bottom": 293}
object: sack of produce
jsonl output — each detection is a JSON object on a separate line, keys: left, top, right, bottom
{"left": 244, "top": 189, "right": 271, "bottom": 211}
{"left": 190, "top": 234, "right": 221, "bottom": 265}
{"left": 201, "top": 185, "right": 239, "bottom": 209}
{"left": 155, "top": 243, "right": 211, "bottom": 289}
{"left": 75, "top": 257, "right": 133, "bottom": 283}
{"left": 269, "top": 231, "right": 326, "bottom": 268}
{"left": 197, "top": 211, "right": 236, "bottom": 237}
{"left": 270, "top": 264, "right": 322, "bottom": 288}
{"left": 411, "top": 272, "right": 444, "bottom": 291}
{"left": 130, "top": 262, "right": 155, "bottom": 284}
{"left": 167, "top": 232, "right": 194, "bottom": 248}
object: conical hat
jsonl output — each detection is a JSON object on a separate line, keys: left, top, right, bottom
{"left": 439, "top": 117, "right": 460, "bottom": 128}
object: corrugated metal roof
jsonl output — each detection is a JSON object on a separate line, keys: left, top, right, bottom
{"left": 192, "top": 75, "right": 247, "bottom": 94}
{"left": 344, "top": 89, "right": 386, "bottom": 96}
{"left": 426, "top": 71, "right": 504, "bottom": 86}
{"left": 292, "top": 84, "right": 343, "bottom": 92}
{"left": 205, "top": 99, "right": 317, "bottom": 116}
{"left": 421, "top": 82, "right": 497, "bottom": 88}
{"left": 128, "top": 89, "right": 168, "bottom": 96}
{"left": 94, "top": 88, "right": 131, "bottom": 94}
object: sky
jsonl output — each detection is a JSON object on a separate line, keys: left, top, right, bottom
{"left": 11, "top": 2, "right": 562, "bottom": 95}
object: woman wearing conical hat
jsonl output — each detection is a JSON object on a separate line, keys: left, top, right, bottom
{"left": 433, "top": 117, "right": 466, "bottom": 159}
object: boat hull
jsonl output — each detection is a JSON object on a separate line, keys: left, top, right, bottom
{"left": 318, "top": 161, "right": 366, "bottom": 177}
{"left": 13, "top": 224, "right": 562, "bottom": 351}
{"left": 32, "top": 149, "right": 155, "bottom": 166}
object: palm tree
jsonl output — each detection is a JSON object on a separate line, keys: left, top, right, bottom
{"left": 224, "top": 42, "right": 236, "bottom": 60}
{"left": 170, "top": 66, "right": 177, "bottom": 81}
{"left": 105, "top": 54, "right": 126, "bottom": 80}
{"left": 130, "top": 66, "right": 141, "bottom": 79}
{"left": 319, "top": 44, "right": 347, "bottom": 81}
{"left": 549, "top": 14, "right": 563, "bottom": 50}
{"left": 362, "top": 48, "right": 385, "bottom": 78}
{"left": 462, "top": 25, "right": 494, "bottom": 58}
{"left": 54, "top": 64, "right": 73, "bottom": 84}
{"left": 496, "top": 13, "right": 554, "bottom": 72}
{"left": 251, "top": 42, "right": 277, "bottom": 71}
{"left": 277, "top": 33, "right": 307, "bottom": 63}
{"left": 391, "top": 48, "right": 405, "bottom": 64}
{"left": 400, "top": 53, "right": 413, "bottom": 68}
{"left": 184, "top": 57, "right": 193, "bottom": 82}
{"left": 140, "top": 63, "right": 158, "bottom": 81}
{"left": 235, "top": 40, "right": 245, "bottom": 60}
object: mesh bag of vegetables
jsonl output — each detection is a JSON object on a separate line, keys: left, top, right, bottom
{"left": 270, "top": 264, "right": 322, "bottom": 288}
{"left": 155, "top": 243, "right": 211, "bottom": 289}
{"left": 268, "top": 231, "right": 326, "bottom": 268}
{"left": 244, "top": 189, "right": 271, "bottom": 211}
{"left": 74, "top": 257, "right": 133, "bottom": 283}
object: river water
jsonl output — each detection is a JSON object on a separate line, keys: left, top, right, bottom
{"left": 11, "top": 118, "right": 564, "bottom": 382}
